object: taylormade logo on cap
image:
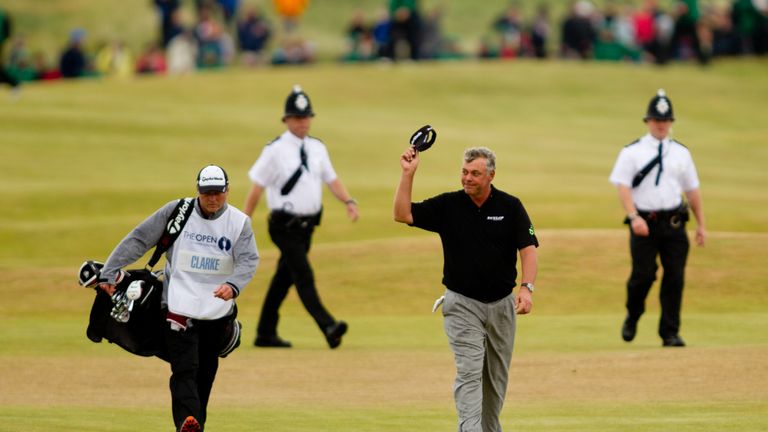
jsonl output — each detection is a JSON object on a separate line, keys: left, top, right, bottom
{"left": 197, "top": 165, "right": 229, "bottom": 193}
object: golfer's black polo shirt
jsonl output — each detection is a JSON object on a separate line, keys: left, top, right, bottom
{"left": 410, "top": 185, "right": 538, "bottom": 303}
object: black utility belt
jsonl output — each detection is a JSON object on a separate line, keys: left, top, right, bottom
{"left": 633, "top": 204, "right": 689, "bottom": 227}
{"left": 269, "top": 209, "right": 322, "bottom": 228}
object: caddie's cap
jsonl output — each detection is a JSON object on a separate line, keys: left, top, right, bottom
{"left": 644, "top": 88, "right": 674, "bottom": 121}
{"left": 283, "top": 84, "right": 315, "bottom": 119}
{"left": 197, "top": 165, "right": 229, "bottom": 193}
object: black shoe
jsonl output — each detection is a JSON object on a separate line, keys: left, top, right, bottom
{"left": 324, "top": 321, "right": 348, "bottom": 349}
{"left": 254, "top": 335, "right": 292, "bottom": 348}
{"left": 621, "top": 317, "right": 637, "bottom": 342}
{"left": 662, "top": 335, "right": 686, "bottom": 347}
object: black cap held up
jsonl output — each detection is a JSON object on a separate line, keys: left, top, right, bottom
{"left": 644, "top": 89, "right": 674, "bottom": 121}
{"left": 283, "top": 84, "right": 315, "bottom": 119}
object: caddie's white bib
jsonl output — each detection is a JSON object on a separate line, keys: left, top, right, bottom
{"left": 168, "top": 207, "right": 247, "bottom": 319}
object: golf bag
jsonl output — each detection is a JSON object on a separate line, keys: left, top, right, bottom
{"left": 86, "top": 267, "right": 170, "bottom": 360}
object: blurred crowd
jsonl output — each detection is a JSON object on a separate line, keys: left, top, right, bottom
{"left": 1, "top": 0, "right": 767, "bottom": 86}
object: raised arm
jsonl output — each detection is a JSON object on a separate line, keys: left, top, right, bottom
{"left": 394, "top": 147, "right": 420, "bottom": 225}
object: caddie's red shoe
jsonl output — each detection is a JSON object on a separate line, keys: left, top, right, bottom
{"left": 180, "top": 416, "right": 201, "bottom": 432}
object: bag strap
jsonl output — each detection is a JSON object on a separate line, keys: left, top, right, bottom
{"left": 280, "top": 143, "right": 308, "bottom": 196}
{"left": 631, "top": 155, "right": 661, "bottom": 188}
{"left": 146, "top": 198, "right": 195, "bottom": 270}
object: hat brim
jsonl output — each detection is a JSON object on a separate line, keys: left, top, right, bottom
{"left": 282, "top": 113, "right": 315, "bottom": 120}
{"left": 198, "top": 186, "right": 228, "bottom": 193}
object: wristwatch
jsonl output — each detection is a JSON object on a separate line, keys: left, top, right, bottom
{"left": 521, "top": 282, "right": 535, "bottom": 293}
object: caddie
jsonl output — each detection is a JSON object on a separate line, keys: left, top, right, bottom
{"left": 98, "top": 164, "right": 259, "bottom": 432}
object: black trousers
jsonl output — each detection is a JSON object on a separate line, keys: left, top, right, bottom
{"left": 257, "top": 215, "right": 335, "bottom": 337}
{"left": 165, "top": 316, "right": 229, "bottom": 431}
{"left": 626, "top": 218, "right": 690, "bottom": 339}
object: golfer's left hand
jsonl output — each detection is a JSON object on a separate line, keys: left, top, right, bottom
{"left": 515, "top": 289, "right": 533, "bottom": 314}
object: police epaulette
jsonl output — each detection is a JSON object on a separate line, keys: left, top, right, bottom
{"left": 624, "top": 138, "right": 641, "bottom": 148}
{"left": 673, "top": 140, "right": 687, "bottom": 148}
{"left": 265, "top": 136, "right": 280, "bottom": 146}
{"left": 308, "top": 134, "right": 323, "bottom": 143}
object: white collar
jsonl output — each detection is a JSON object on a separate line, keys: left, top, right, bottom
{"left": 283, "top": 130, "right": 306, "bottom": 147}
{"left": 643, "top": 133, "right": 671, "bottom": 148}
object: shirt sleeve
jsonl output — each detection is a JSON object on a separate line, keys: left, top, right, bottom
{"left": 318, "top": 145, "right": 338, "bottom": 184}
{"left": 248, "top": 146, "right": 276, "bottom": 187}
{"left": 101, "top": 200, "right": 178, "bottom": 283}
{"left": 512, "top": 199, "right": 539, "bottom": 249}
{"left": 609, "top": 148, "right": 634, "bottom": 187}
{"left": 410, "top": 193, "right": 448, "bottom": 233}
{"left": 680, "top": 149, "right": 701, "bottom": 191}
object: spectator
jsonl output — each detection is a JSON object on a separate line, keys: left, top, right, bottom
{"left": 7, "top": 36, "right": 39, "bottom": 82}
{"left": 732, "top": 0, "right": 768, "bottom": 55}
{"left": 384, "top": 0, "right": 423, "bottom": 61}
{"left": 237, "top": 5, "right": 272, "bottom": 65}
{"left": 194, "top": 5, "right": 225, "bottom": 67}
{"left": 671, "top": 0, "right": 709, "bottom": 64}
{"left": 342, "top": 10, "right": 375, "bottom": 62}
{"left": 135, "top": 41, "right": 167, "bottom": 74}
{"left": 530, "top": 4, "right": 551, "bottom": 58}
{"left": 59, "top": 29, "right": 89, "bottom": 78}
{"left": 167, "top": 29, "right": 198, "bottom": 74}
{"left": 95, "top": 40, "right": 134, "bottom": 78}
{"left": 271, "top": 36, "right": 315, "bottom": 65}
{"left": 652, "top": 4, "right": 676, "bottom": 64}
{"left": 371, "top": 8, "right": 391, "bottom": 58}
{"left": 0, "top": 7, "right": 21, "bottom": 91}
{"left": 154, "top": 0, "right": 183, "bottom": 48}
{"left": 593, "top": 2, "right": 640, "bottom": 61}
{"left": 493, "top": 3, "right": 524, "bottom": 58}
{"left": 561, "top": 1, "right": 596, "bottom": 59}
{"left": 420, "top": 6, "right": 446, "bottom": 59}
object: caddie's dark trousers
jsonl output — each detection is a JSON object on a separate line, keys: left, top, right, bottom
{"left": 257, "top": 213, "right": 335, "bottom": 337}
{"left": 626, "top": 216, "right": 689, "bottom": 339}
{"left": 165, "top": 318, "right": 228, "bottom": 431}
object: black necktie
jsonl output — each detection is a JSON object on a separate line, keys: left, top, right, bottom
{"left": 654, "top": 141, "right": 663, "bottom": 186}
{"left": 280, "top": 142, "right": 307, "bottom": 196}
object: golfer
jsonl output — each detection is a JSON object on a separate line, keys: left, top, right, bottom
{"left": 394, "top": 146, "right": 538, "bottom": 432}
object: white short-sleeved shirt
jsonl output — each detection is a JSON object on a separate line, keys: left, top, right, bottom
{"left": 248, "top": 130, "right": 337, "bottom": 215}
{"left": 609, "top": 133, "right": 700, "bottom": 211}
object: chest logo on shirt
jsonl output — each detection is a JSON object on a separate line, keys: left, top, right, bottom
{"left": 217, "top": 236, "right": 232, "bottom": 252}
{"left": 183, "top": 231, "right": 232, "bottom": 252}
{"left": 487, "top": 216, "right": 505, "bottom": 221}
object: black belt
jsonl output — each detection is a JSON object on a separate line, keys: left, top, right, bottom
{"left": 638, "top": 209, "right": 677, "bottom": 221}
{"left": 637, "top": 205, "right": 688, "bottom": 227}
{"left": 269, "top": 210, "right": 321, "bottom": 228}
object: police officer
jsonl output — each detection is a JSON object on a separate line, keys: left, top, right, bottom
{"left": 609, "top": 89, "right": 706, "bottom": 347}
{"left": 98, "top": 165, "right": 260, "bottom": 432}
{"left": 244, "top": 85, "right": 359, "bottom": 349}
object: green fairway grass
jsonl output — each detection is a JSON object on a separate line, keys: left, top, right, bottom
{"left": 1, "top": 59, "right": 767, "bottom": 431}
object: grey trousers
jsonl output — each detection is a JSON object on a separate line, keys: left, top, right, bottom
{"left": 442, "top": 289, "right": 516, "bottom": 432}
